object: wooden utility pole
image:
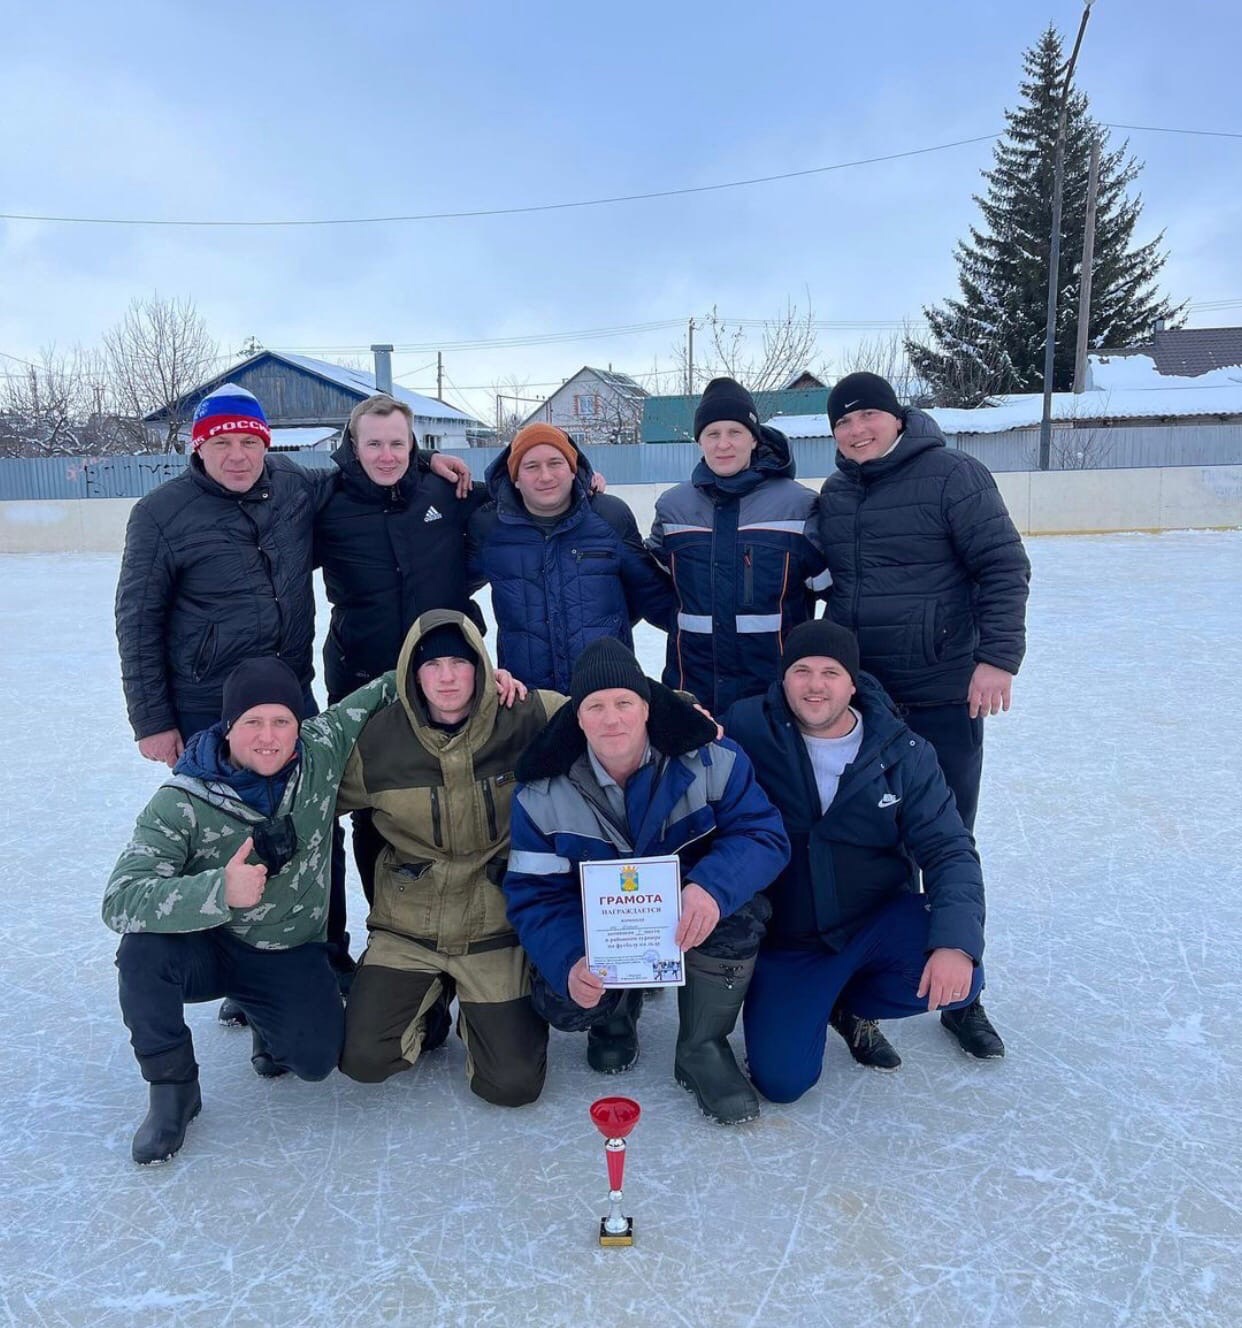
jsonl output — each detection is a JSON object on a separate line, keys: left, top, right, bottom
{"left": 436, "top": 352, "right": 444, "bottom": 402}
{"left": 1073, "top": 138, "right": 1101, "bottom": 393}
{"left": 687, "top": 318, "right": 695, "bottom": 396}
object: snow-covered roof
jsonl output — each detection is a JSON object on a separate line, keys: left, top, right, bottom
{"left": 268, "top": 426, "right": 339, "bottom": 451}
{"left": 276, "top": 354, "right": 477, "bottom": 423}
{"left": 770, "top": 354, "right": 1242, "bottom": 438}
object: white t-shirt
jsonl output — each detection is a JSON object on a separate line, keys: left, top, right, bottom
{"left": 801, "top": 709, "right": 865, "bottom": 814}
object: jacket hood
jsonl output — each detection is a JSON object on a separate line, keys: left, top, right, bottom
{"left": 395, "top": 607, "right": 498, "bottom": 749}
{"left": 483, "top": 434, "right": 598, "bottom": 519}
{"left": 516, "top": 680, "right": 718, "bottom": 782}
{"left": 833, "top": 407, "right": 945, "bottom": 482}
{"left": 693, "top": 422, "right": 795, "bottom": 493}
{"left": 331, "top": 432, "right": 422, "bottom": 503}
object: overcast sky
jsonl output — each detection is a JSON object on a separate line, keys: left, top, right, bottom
{"left": 2, "top": 0, "right": 1239, "bottom": 422}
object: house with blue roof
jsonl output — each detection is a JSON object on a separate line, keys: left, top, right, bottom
{"left": 144, "top": 349, "right": 484, "bottom": 450}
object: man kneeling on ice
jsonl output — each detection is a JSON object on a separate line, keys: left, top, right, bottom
{"left": 335, "top": 611, "right": 564, "bottom": 1106}
{"left": 503, "top": 638, "right": 789, "bottom": 1125}
{"left": 103, "top": 657, "right": 396, "bottom": 1165}
{"left": 724, "top": 621, "right": 989, "bottom": 1103}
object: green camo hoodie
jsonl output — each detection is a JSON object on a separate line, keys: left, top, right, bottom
{"left": 102, "top": 672, "right": 395, "bottom": 949}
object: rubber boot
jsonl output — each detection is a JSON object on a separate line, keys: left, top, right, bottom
{"left": 674, "top": 952, "right": 759, "bottom": 1125}
{"left": 587, "top": 990, "right": 642, "bottom": 1074}
{"left": 132, "top": 1041, "right": 202, "bottom": 1165}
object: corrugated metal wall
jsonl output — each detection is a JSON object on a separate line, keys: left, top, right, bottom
{"left": 4, "top": 425, "right": 1242, "bottom": 499}
{"left": 0, "top": 451, "right": 336, "bottom": 501}
{"left": 949, "top": 424, "right": 1242, "bottom": 472}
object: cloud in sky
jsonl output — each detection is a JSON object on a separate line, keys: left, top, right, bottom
{"left": 3, "top": 0, "right": 1239, "bottom": 418}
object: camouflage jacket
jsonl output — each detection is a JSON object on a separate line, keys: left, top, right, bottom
{"left": 102, "top": 673, "right": 395, "bottom": 949}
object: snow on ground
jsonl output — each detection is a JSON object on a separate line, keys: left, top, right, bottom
{"left": 1, "top": 532, "right": 1240, "bottom": 1327}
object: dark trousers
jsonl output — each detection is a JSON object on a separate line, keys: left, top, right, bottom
{"left": 116, "top": 929, "right": 344, "bottom": 1082}
{"left": 531, "top": 892, "right": 771, "bottom": 1031}
{"left": 743, "top": 893, "right": 985, "bottom": 1104}
{"left": 330, "top": 811, "right": 385, "bottom": 910}
{"left": 901, "top": 702, "right": 984, "bottom": 832}
{"left": 179, "top": 694, "right": 353, "bottom": 973}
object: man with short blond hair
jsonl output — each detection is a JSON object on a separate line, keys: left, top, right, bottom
{"left": 315, "top": 393, "right": 488, "bottom": 925}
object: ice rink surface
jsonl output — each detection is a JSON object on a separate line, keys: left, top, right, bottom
{"left": 1, "top": 530, "right": 1239, "bottom": 1328}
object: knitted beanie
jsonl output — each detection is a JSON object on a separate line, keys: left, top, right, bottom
{"left": 191, "top": 383, "right": 272, "bottom": 450}
{"left": 413, "top": 622, "right": 477, "bottom": 670}
{"left": 826, "top": 372, "right": 902, "bottom": 430}
{"left": 569, "top": 637, "right": 652, "bottom": 710}
{"left": 693, "top": 376, "right": 760, "bottom": 441}
{"left": 221, "top": 657, "right": 304, "bottom": 732}
{"left": 507, "top": 423, "right": 579, "bottom": 482}
{"left": 781, "top": 620, "right": 860, "bottom": 683}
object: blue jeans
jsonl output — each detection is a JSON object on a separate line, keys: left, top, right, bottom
{"left": 743, "top": 893, "right": 984, "bottom": 1104}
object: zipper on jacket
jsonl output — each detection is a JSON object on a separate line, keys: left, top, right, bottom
{"left": 430, "top": 787, "right": 444, "bottom": 847}
{"left": 571, "top": 547, "right": 612, "bottom": 561}
{"left": 743, "top": 545, "right": 754, "bottom": 607}
{"left": 482, "top": 779, "right": 498, "bottom": 840}
{"left": 851, "top": 492, "right": 867, "bottom": 629}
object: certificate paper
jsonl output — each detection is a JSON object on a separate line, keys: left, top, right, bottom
{"left": 580, "top": 856, "right": 684, "bottom": 988}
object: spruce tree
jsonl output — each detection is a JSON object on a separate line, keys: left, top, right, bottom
{"left": 907, "top": 25, "right": 1183, "bottom": 405}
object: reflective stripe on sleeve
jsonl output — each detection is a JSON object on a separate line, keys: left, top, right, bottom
{"left": 507, "top": 850, "right": 572, "bottom": 876}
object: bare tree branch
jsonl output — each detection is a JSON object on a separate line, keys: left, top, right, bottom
{"left": 103, "top": 294, "right": 219, "bottom": 453}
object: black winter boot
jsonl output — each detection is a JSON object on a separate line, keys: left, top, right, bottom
{"left": 941, "top": 998, "right": 1005, "bottom": 1059}
{"left": 587, "top": 990, "right": 642, "bottom": 1074}
{"left": 675, "top": 953, "right": 759, "bottom": 1125}
{"left": 830, "top": 1005, "right": 902, "bottom": 1070}
{"left": 217, "top": 997, "right": 248, "bottom": 1028}
{"left": 251, "top": 1027, "right": 288, "bottom": 1078}
{"left": 132, "top": 1041, "right": 201, "bottom": 1165}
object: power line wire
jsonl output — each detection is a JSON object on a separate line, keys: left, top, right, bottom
{"left": 1103, "top": 122, "right": 1242, "bottom": 141}
{"left": 0, "top": 134, "right": 1002, "bottom": 227}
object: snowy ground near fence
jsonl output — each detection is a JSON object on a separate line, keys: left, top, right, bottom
{"left": 1, "top": 532, "right": 1239, "bottom": 1328}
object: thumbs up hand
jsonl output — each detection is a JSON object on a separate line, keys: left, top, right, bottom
{"left": 224, "top": 837, "right": 268, "bottom": 909}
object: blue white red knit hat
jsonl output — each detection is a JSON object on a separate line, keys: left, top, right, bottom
{"left": 190, "top": 383, "right": 271, "bottom": 451}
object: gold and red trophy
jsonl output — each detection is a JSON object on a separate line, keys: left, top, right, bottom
{"left": 589, "top": 1096, "right": 641, "bottom": 1247}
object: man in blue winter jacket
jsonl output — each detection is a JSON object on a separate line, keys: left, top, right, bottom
{"left": 725, "top": 620, "right": 989, "bottom": 1104}
{"left": 467, "top": 424, "right": 675, "bottom": 693}
{"left": 503, "top": 637, "right": 789, "bottom": 1125}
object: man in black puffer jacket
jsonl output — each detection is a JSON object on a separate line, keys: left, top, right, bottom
{"left": 315, "top": 393, "right": 488, "bottom": 905}
{"left": 116, "top": 385, "right": 324, "bottom": 761}
{"left": 817, "top": 372, "right": 1029, "bottom": 1061}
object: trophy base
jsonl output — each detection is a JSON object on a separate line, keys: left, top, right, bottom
{"left": 598, "top": 1217, "right": 634, "bottom": 1247}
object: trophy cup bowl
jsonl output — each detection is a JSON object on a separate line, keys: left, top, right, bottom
{"left": 590, "top": 1097, "right": 641, "bottom": 1247}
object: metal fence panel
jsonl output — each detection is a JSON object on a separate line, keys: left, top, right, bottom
{"left": 3, "top": 426, "right": 1242, "bottom": 500}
